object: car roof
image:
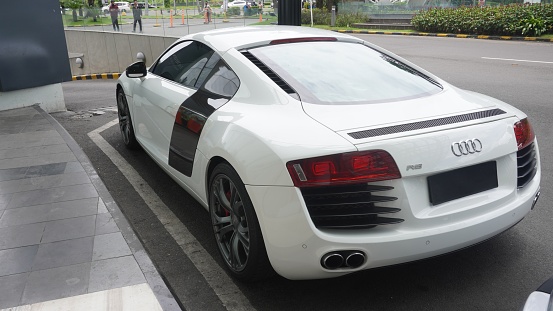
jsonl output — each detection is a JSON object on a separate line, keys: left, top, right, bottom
{"left": 180, "top": 26, "right": 363, "bottom": 53}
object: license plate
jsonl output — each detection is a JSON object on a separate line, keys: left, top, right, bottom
{"left": 427, "top": 161, "right": 498, "bottom": 205}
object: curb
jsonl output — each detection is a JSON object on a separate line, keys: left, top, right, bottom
{"left": 335, "top": 29, "right": 553, "bottom": 43}
{"left": 72, "top": 73, "right": 121, "bottom": 80}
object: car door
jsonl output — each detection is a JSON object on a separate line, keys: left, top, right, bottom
{"left": 131, "top": 40, "right": 215, "bottom": 164}
{"left": 167, "top": 54, "right": 240, "bottom": 177}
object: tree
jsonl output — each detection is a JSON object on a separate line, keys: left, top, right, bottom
{"left": 84, "top": 0, "right": 100, "bottom": 22}
{"left": 65, "top": 0, "right": 84, "bottom": 22}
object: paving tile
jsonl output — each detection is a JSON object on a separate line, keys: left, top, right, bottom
{"left": 0, "top": 222, "right": 45, "bottom": 250}
{"left": 88, "top": 256, "right": 146, "bottom": 293}
{"left": 0, "top": 127, "right": 25, "bottom": 135}
{"left": 6, "top": 183, "right": 98, "bottom": 209}
{"left": 95, "top": 212, "right": 120, "bottom": 235}
{"left": 32, "top": 237, "right": 94, "bottom": 271}
{"left": 92, "top": 232, "right": 132, "bottom": 261}
{"left": 0, "top": 171, "right": 91, "bottom": 195}
{"left": 21, "top": 123, "right": 55, "bottom": 133}
{"left": 0, "top": 193, "right": 12, "bottom": 210}
{"left": 97, "top": 197, "right": 108, "bottom": 214}
{"left": 0, "top": 245, "right": 39, "bottom": 277}
{"left": 0, "top": 144, "right": 70, "bottom": 161}
{"left": 21, "top": 262, "right": 90, "bottom": 305}
{"left": 63, "top": 161, "right": 85, "bottom": 173}
{"left": 0, "top": 272, "right": 29, "bottom": 309}
{"left": 0, "top": 167, "right": 28, "bottom": 182}
{"left": 43, "top": 136, "right": 66, "bottom": 146}
{"left": 0, "top": 107, "right": 36, "bottom": 117}
{"left": 0, "top": 197, "right": 98, "bottom": 228}
{"left": 25, "top": 162, "right": 67, "bottom": 178}
{"left": 0, "top": 152, "right": 76, "bottom": 170}
{"left": 41, "top": 215, "right": 96, "bottom": 243}
{"left": 0, "top": 134, "right": 64, "bottom": 151}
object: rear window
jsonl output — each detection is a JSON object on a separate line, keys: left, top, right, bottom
{"left": 248, "top": 41, "right": 442, "bottom": 104}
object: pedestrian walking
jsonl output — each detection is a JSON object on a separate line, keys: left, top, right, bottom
{"left": 109, "top": 0, "right": 119, "bottom": 31}
{"left": 132, "top": 0, "right": 142, "bottom": 32}
{"left": 203, "top": 3, "right": 212, "bottom": 23}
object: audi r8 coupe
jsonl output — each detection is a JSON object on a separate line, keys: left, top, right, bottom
{"left": 116, "top": 26, "right": 541, "bottom": 281}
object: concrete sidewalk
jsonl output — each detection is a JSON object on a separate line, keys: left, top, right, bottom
{"left": 0, "top": 106, "right": 180, "bottom": 310}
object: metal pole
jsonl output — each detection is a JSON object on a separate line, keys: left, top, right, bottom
{"left": 310, "top": 0, "right": 313, "bottom": 27}
{"left": 331, "top": 5, "right": 335, "bottom": 27}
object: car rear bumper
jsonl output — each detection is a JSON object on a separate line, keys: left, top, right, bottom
{"left": 247, "top": 175, "right": 540, "bottom": 280}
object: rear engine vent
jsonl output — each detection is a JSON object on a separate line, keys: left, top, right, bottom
{"left": 517, "top": 142, "right": 537, "bottom": 188}
{"left": 300, "top": 184, "right": 403, "bottom": 230}
{"left": 241, "top": 51, "right": 297, "bottom": 95}
{"left": 348, "top": 108, "right": 507, "bottom": 139}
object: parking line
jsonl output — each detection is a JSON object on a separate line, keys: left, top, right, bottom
{"left": 482, "top": 57, "right": 553, "bottom": 64}
{"left": 88, "top": 119, "right": 255, "bottom": 311}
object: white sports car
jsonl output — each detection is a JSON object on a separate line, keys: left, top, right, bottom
{"left": 116, "top": 26, "right": 541, "bottom": 281}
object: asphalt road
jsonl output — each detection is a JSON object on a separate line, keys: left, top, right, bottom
{"left": 52, "top": 35, "right": 553, "bottom": 311}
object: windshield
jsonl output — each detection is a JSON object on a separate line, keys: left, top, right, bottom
{"left": 248, "top": 41, "right": 442, "bottom": 104}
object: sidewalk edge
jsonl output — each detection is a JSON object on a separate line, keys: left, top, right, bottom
{"left": 34, "top": 105, "right": 182, "bottom": 311}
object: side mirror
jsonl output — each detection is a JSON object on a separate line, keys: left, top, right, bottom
{"left": 126, "top": 61, "right": 147, "bottom": 78}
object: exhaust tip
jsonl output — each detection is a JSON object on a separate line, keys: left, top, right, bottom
{"left": 531, "top": 190, "right": 540, "bottom": 210}
{"left": 345, "top": 252, "right": 365, "bottom": 268}
{"left": 321, "top": 253, "right": 344, "bottom": 270}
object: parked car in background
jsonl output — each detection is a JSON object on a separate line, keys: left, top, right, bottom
{"left": 116, "top": 26, "right": 541, "bottom": 281}
{"left": 221, "top": 0, "right": 247, "bottom": 9}
{"left": 136, "top": 2, "right": 156, "bottom": 9}
{"left": 102, "top": 1, "right": 130, "bottom": 13}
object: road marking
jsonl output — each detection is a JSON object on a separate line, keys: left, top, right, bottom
{"left": 88, "top": 119, "right": 255, "bottom": 311}
{"left": 482, "top": 57, "right": 553, "bottom": 64}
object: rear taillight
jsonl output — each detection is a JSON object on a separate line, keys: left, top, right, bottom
{"left": 514, "top": 118, "right": 535, "bottom": 150}
{"left": 286, "top": 150, "right": 401, "bottom": 188}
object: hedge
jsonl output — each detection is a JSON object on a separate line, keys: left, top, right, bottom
{"left": 301, "top": 9, "right": 369, "bottom": 27}
{"left": 411, "top": 4, "right": 553, "bottom": 36}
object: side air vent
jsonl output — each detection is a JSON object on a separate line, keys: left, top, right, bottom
{"left": 517, "top": 142, "right": 537, "bottom": 189}
{"left": 348, "top": 108, "right": 507, "bottom": 139}
{"left": 241, "top": 51, "right": 297, "bottom": 95}
{"left": 300, "top": 184, "right": 403, "bottom": 230}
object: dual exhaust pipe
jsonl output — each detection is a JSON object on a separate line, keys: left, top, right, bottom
{"left": 321, "top": 191, "right": 542, "bottom": 270}
{"left": 321, "top": 251, "right": 366, "bottom": 270}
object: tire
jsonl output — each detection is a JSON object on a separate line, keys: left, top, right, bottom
{"left": 209, "top": 163, "right": 274, "bottom": 281}
{"left": 116, "top": 89, "right": 139, "bottom": 149}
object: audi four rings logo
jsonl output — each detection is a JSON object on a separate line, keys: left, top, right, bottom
{"left": 451, "top": 139, "right": 482, "bottom": 156}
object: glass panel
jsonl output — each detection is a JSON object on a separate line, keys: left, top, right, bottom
{"left": 250, "top": 41, "right": 442, "bottom": 104}
{"left": 151, "top": 41, "right": 213, "bottom": 87}
{"left": 202, "top": 62, "right": 240, "bottom": 98}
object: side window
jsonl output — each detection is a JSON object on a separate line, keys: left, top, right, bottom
{"left": 200, "top": 61, "right": 240, "bottom": 98}
{"left": 152, "top": 41, "right": 214, "bottom": 88}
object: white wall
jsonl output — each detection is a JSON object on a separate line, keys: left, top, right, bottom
{"left": 0, "top": 84, "right": 66, "bottom": 113}
{"left": 65, "top": 29, "right": 178, "bottom": 76}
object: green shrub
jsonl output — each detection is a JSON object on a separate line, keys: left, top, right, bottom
{"left": 301, "top": 8, "right": 331, "bottom": 25}
{"left": 411, "top": 4, "right": 553, "bottom": 36}
{"left": 227, "top": 7, "right": 240, "bottom": 16}
{"left": 301, "top": 9, "right": 368, "bottom": 26}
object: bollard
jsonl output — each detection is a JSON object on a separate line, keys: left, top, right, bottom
{"left": 182, "top": 9, "right": 185, "bottom": 24}
{"left": 153, "top": 9, "right": 160, "bottom": 27}
{"left": 169, "top": 9, "right": 174, "bottom": 28}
